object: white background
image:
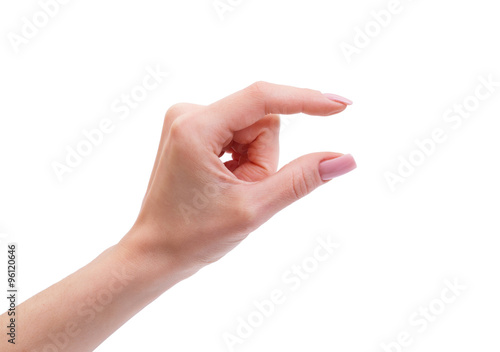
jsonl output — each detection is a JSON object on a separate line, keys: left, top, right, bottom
{"left": 1, "top": 0, "right": 499, "bottom": 351}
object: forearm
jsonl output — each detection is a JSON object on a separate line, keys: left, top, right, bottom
{"left": 1, "top": 228, "right": 191, "bottom": 352}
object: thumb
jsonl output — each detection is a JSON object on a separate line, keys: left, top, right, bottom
{"left": 253, "top": 152, "right": 357, "bottom": 216}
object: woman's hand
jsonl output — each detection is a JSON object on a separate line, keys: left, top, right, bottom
{"left": 121, "top": 82, "right": 357, "bottom": 281}
{"left": 1, "top": 82, "right": 356, "bottom": 352}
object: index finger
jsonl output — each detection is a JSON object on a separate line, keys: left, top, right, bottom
{"left": 205, "top": 81, "right": 352, "bottom": 132}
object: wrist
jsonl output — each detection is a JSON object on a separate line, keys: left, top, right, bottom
{"left": 116, "top": 224, "right": 199, "bottom": 293}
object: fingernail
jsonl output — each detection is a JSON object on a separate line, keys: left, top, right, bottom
{"left": 323, "top": 93, "right": 353, "bottom": 105}
{"left": 319, "top": 154, "right": 357, "bottom": 181}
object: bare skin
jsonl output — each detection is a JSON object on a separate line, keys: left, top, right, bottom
{"left": 1, "top": 82, "right": 356, "bottom": 351}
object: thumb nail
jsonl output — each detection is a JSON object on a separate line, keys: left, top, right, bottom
{"left": 319, "top": 154, "right": 357, "bottom": 181}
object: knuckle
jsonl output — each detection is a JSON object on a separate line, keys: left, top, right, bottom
{"left": 165, "top": 103, "right": 191, "bottom": 118}
{"left": 231, "top": 192, "right": 259, "bottom": 230}
{"left": 168, "top": 115, "right": 190, "bottom": 139}
{"left": 164, "top": 103, "right": 193, "bottom": 126}
{"left": 164, "top": 106, "right": 180, "bottom": 127}
{"left": 245, "top": 81, "right": 270, "bottom": 113}
{"left": 247, "top": 81, "right": 269, "bottom": 98}
{"left": 291, "top": 167, "right": 315, "bottom": 200}
{"left": 266, "top": 114, "right": 281, "bottom": 132}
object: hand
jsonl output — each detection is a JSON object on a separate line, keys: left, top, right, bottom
{"left": 120, "top": 82, "right": 357, "bottom": 280}
{"left": 0, "top": 82, "right": 357, "bottom": 352}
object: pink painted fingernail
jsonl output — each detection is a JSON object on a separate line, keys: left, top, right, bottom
{"left": 319, "top": 154, "right": 357, "bottom": 181}
{"left": 323, "top": 93, "right": 353, "bottom": 105}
